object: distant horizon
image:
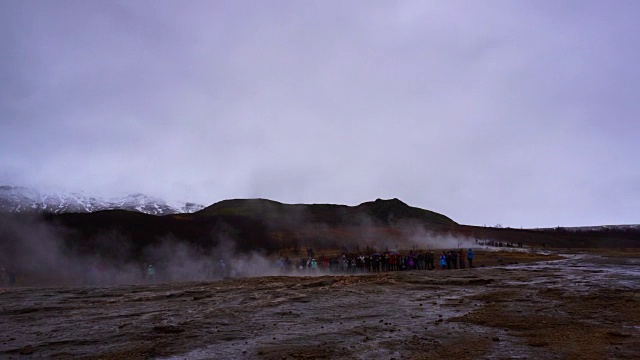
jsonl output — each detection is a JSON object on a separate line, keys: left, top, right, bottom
{"left": 2, "top": 183, "right": 637, "bottom": 229}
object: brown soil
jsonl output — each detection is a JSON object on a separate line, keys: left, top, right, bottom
{"left": 1, "top": 249, "right": 638, "bottom": 360}
{"left": 471, "top": 249, "right": 565, "bottom": 267}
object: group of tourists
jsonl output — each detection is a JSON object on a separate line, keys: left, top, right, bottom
{"left": 0, "top": 248, "right": 479, "bottom": 287}
{"left": 278, "top": 248, "right": 476, "bottom": 274}
{"left": 438, "top": 248, "right": 474, "bottom": 269}
{"left": 477, "top": 239, "right": 522, "bottom": 248}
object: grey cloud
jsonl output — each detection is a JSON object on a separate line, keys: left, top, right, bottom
{"left": 1, "top": 0, "right": 639, "bottom": 227}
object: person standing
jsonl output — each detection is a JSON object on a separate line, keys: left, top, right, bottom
{"left": 147, "top": 264, "right": 156, "bottom": 283}
{"left": 439, "top": 252, "right": 447, "bottom": 270}
{"left": 467, "top": 249, "right": 475, "bottom": 268}
{"left": 459, "top": 249, "right": 465, "bottom": 269}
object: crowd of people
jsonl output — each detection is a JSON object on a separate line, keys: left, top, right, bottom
{"left": 477, "top": 239, "right": 523, "bottom": 248}
{"left": 0, "top": 248, "right": 479, "bottom": 286}
{"left": 277, "top": 248, "right": 476, "bottom": 274}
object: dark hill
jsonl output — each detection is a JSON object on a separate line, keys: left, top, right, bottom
{"left": 356, "top": 198, "right": 456, "bottom": 227}
{"left": 0, "top": 198, "right": 457, "bottom": 263}
{"left": 1, "top": 198, "right": 638, "bottom": 269}
{"left": 198, "top": 198, "right": 289, "bottom": 217}
{"left": 197, "top": 198, "right": 457, "bottom": 228}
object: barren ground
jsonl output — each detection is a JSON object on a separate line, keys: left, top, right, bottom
{"left": 1, "top": 249, "right": 638, "bottom": 359}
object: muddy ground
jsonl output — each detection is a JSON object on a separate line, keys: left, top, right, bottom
{"left": 1, "top": 249, "right": 638, "bottom": 359}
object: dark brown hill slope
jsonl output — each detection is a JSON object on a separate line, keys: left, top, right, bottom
{"left": 0, "top": 198, "right": 457, "bottom": 263}
{"left": 197, "top": 198, "right": 457, "bottom": 228}
{"left": 1, "top": 198, "right": 638, "bottom": 268}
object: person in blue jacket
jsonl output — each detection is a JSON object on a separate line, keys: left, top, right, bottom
{"left": 467, "top": 249, "right": 475, "bottom": 268}
{"left": 439, "top": 252, "right": 447, "bottom": 270}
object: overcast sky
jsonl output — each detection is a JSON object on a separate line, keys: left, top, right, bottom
{"left": 1, "top": 0, "right": 638, "bottom": 228}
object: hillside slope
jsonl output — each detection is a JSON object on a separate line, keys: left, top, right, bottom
{"left": 1, "top": 198, "right": 638, "bottom": 269}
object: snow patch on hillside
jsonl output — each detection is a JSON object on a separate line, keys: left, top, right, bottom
{"left": 0, "top": 186, "right": 205, "bottom": 215}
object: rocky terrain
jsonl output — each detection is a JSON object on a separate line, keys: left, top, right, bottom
{"left": 0, "top": 249, "right": 638, "bottom": 359}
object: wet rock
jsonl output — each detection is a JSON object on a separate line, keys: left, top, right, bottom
{"left": 528, "top": 340, "right": 549, "bottom": 347}
{"left": 607, "top": 330, "right": 631, "bottom": 338}
{"left": 301, "top": 279, "right": 336, "bottom": 288}
{"left": 492, "top": 337, "right": 500, "bottom": 341}
{"left": 20, "top": 345, "right": 35, "bottom": 355}
{"left": 152, "top": 325, "right": 185, "bottom": 334}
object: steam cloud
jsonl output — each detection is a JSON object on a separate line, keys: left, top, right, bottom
{"left": 0, "top": 211, "right": 480, "bottom": 287}
{"left": 0, "top": 215, "right": 285, "bottom": 286}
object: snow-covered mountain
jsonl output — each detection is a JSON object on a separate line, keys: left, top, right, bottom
{"left": 0, "top": 186, "right": 205, "bottom": 215}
